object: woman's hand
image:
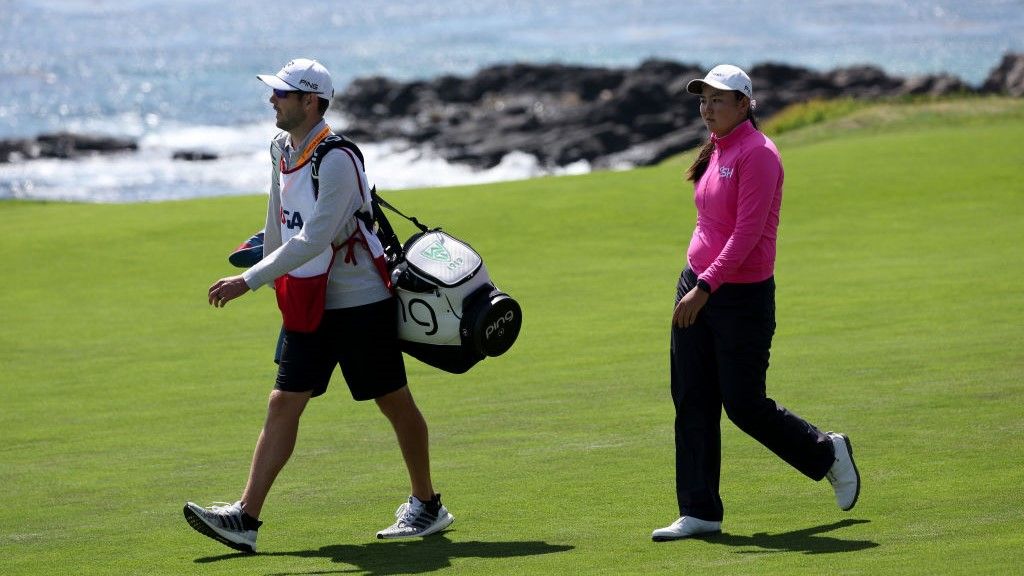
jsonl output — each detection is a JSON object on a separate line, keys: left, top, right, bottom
{"left": 672, "top": 286, "right": 709, "bottom": 328}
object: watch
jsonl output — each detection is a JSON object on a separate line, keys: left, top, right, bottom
{"left": 696, "top": 279, "right": 711, "bottom": 294}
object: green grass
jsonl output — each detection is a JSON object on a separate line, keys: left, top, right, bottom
{"left": 2, "top": 97, "right": 1022, "bottom": 575}
{"left": 765, "top": 94, "right": 1024, "bottom": 147}
{"left": 762, "top": 97, "right": 874, "bottom": 136}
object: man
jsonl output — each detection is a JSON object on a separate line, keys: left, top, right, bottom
{"left": 183, "top": 58, "right": 453, "bottom": 554}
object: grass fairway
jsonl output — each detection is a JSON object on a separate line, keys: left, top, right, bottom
{"left": 1, "top": 98, "right": 1022, "bottom": 575}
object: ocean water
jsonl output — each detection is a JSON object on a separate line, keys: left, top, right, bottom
{"left": 2, "top": 0, "right": 1022, "bottom": 202}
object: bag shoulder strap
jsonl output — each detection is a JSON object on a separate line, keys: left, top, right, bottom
{"left": 311, "top": 135, "right": 436, "bottom": 266}
{"left": 310, "top": 135, "right": 409, "bottom": 265}
{"left": 311, "top": 134, "right": 364, "bottom": 200}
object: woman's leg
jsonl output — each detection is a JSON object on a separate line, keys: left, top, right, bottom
{"left": 671, "top": 269, "right": 725, "bottom": 521}
{"left": 710, "top": 278, "right": 833, "bottom": 480}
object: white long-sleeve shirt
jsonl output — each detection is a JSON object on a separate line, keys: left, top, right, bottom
{"left": 242, "top": 120, "right": 391, "bottom": 309}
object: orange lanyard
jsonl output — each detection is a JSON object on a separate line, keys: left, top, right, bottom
{"left": 284, "top": 125, "right": 332, "bottom": 171}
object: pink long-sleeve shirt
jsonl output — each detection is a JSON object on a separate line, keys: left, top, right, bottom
{"left": 686, "top": 120, "right": 783, "bottom": 292}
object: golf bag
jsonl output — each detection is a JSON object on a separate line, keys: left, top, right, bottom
{"left": 391, "top": 228, "right": 522, "bottom": 374}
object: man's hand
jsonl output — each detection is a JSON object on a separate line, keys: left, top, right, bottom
{"left": 208, "top": 275, "right": 251, "bottom": 308}
{"left": 672, "top": 286, "right": 709, "bottom": 328}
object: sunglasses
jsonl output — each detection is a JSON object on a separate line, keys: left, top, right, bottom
{"left": 272, "top": 88, "right": 308, "bottom": 99}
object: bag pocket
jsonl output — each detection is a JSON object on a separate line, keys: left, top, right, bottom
{"left": 274, "top": 272, "right": 331, "bottom": 333}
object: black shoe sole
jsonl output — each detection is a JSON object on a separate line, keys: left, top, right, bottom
{"left": 183, "top": 505, "right": 256, "bottom": 554}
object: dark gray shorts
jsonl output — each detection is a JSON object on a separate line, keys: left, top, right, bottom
{"left": 275, "top": 297, "right": 407, "bottom": 401}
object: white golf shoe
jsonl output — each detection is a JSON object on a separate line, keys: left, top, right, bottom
{"left": 651, "top": 516, "right": 722, "bottom": 541}
{"left": 183, "top": 500, "right": 261, "bottom": 553}
{"left": 376, "top": 494, "right": 454, "bottom": 539}
{"left": 825, "top": 432, "right": 861, "bottom": 511}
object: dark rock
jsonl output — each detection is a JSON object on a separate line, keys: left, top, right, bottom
{"left": 338, "top": 61, "right": 689, "bottom": 168}
{"left": 0, "top": 139, "right": 38, "bottom": 163}
{"left": 338, "top": 76, "right": 408, "bottom": 117}
{"left": 632, "top": 112, "right": 678, "bottom": 139}
{"left": 338, "top": 56, "right": 1011, "bottom": 171}
{"left": 750, "top": 62, "right": 838, "bottom": 110}
{"left": 982, "top": 53, "right": 1024, "bottom": 96}
{"left": 2, "top": 132, "right": 138, "bottom": 162}
{"left": 431, "top": 74, "right": 474, "bottom": 103}
{"left": 172, "top": 150, "right": 219, "bottom": 161}
{"left": 899, "top": 74, "right": 974, "bottom": 96}
{"left": 386, "top": 82, "right": 424, "bottom": 115}
{"left": 597, "top": 120, "right": 706, "bottom": 169}
{"left": 35, "top": 132, "right": 137, "bottom": 159}
{"left": 606, "top": 76, "right": 673, "bottom": 123}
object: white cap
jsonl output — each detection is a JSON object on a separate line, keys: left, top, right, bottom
{"left": 686, "top": 64, "right": 753, "bottom": 100}
{"left": 257, "top": 58, "right": 334, "bottom": 99}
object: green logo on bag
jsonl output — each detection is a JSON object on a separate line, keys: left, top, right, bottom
{"left": 421, "top": 241, "right": 451, "bottom": 263}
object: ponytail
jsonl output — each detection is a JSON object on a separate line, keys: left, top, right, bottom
{"left": 747, "top": 105, "right": 759, "bottom": 131}
{"left": 686, "top": 140, "right": 716, "bottom": 183}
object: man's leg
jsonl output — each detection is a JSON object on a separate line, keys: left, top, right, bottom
{"left": 375, "top": 385, "right": 433, "bottom": 501}
{"left": 183, "top": 388, "right": 310, "bottom": 553}
{"left": 374, "top": 384, "right": 455, "bottom": 539}
{"left": 241, "top": 389, "right": 313, "bottom": 518}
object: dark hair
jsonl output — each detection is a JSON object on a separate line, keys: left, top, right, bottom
{"left": 686, "top": 92, "right": 759, "bottom": 183}
{"left": 294, "top": 92, "right": 330, "bottom": 117}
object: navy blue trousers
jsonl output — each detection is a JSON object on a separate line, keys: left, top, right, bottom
{"left": 671, "top": 267, "right": 834, "bottom": 521}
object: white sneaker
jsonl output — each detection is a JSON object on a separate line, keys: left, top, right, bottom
{"left": 651, "top": 516, "right": 722, "bottom": 541}
{"left": 183, "top": 500, "right": 261, "bottom": 553}
{"left": 376, "top": 494, "right": 454, "bottom": 539}
{"left": 826, "top": 432, "right": 861, "bottom": 511}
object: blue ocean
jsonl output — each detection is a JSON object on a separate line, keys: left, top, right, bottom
{"left": 2, "top": 0, "right": 1022, "bottom": 202}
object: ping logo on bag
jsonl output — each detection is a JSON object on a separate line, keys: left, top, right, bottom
{"left": 486, "top": 309, "right": 517, "bottom": 339}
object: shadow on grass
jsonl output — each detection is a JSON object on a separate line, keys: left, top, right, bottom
{"left": 195, "top": 533, "right": 574, "bottom": 575}
{"left": 702, "top": 518, "right": 878, "bottom": 554}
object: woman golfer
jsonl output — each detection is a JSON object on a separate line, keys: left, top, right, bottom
{"left": 652, "top": 64, "right": 861, "bottom": 541}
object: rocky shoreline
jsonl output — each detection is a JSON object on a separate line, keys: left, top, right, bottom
{"left": 3, "top": 53, "right": 1022, "bottom": 169}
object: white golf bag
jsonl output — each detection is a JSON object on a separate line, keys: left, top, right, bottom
{"left": 392, "top": 230, "right": 522, "bottom": 373}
